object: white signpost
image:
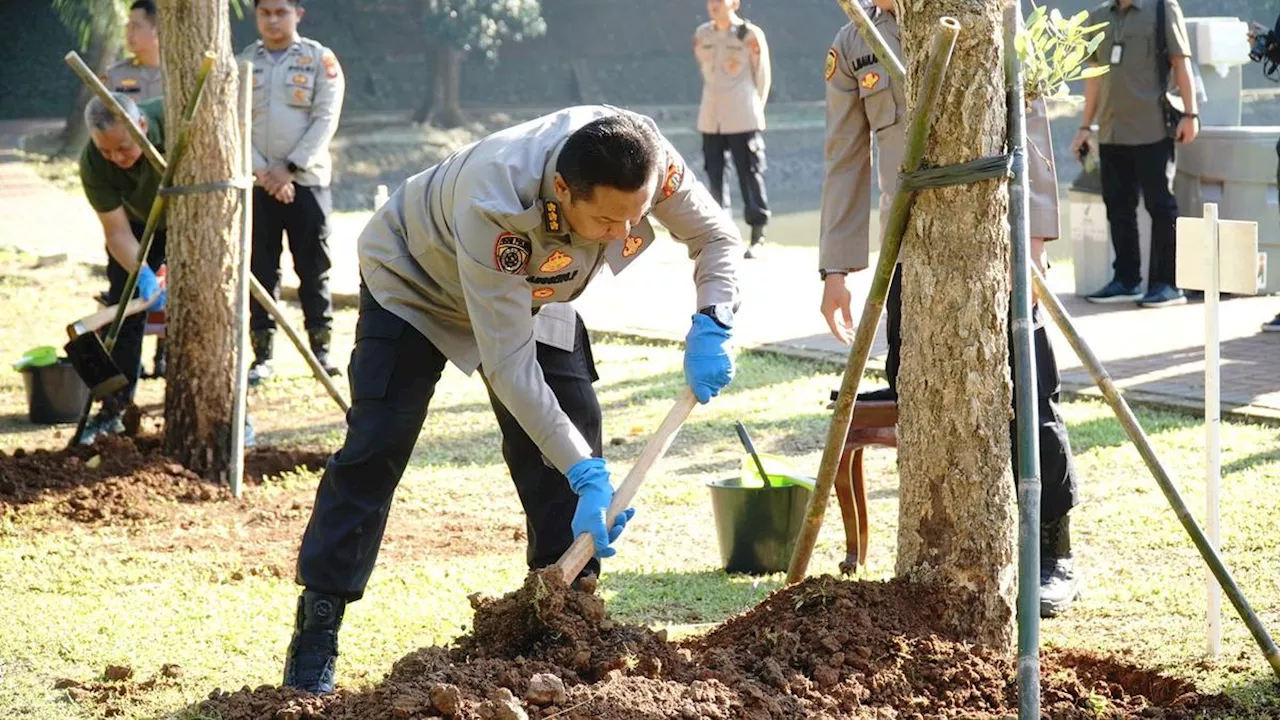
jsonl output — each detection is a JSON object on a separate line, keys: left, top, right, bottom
{"left": 1175, "top": 202, "right": 1263, "bottom": 657}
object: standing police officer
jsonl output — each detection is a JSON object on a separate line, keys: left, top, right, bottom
{"left": 1072, "top": 0, "right": 1199, "bottom": 308}
{"left": 101, "top": 0, "right": 164, "bottom": 102}
{"left": 695, "top": 0, "right": 772, "bottom": 258}
{"left": 77, "top": 94, "right": 168, "bottom": 444}
{"left": 240, "top": 0, "right": 345, "bottom": 383}
{"left": 282, "top": 107, "right": 741, "bottom": 695}
{"left": 817, "top": 0, "right": 1083, "bottom": 618}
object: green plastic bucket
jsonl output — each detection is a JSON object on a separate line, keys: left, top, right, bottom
{"left": 708, "top": 478, "right": 812, "bottom": 575}
{"left": 21, "top": 359, "right": 91, "bottom": 424}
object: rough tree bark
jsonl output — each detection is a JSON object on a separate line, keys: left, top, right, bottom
{"left": 413, "top": 45, "right": 466, "bottom": 128}
{"left": 895, "top": 0, "right": 1016, "bottom": 651}
{"left": 157, "top": 0, "right": 241, "bottom": 481}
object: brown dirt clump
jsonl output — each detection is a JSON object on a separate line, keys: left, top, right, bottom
{"left": 193, "top": 576, "right": 1237, "bottom": 720}
{"left": 0, "top": 433, "right": 330, "bottom": 522}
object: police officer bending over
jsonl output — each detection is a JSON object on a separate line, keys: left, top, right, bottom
{"left": 283, "top": 107, "right": 741, "bottom": 694}
{"left": 817, "top": 0, "right": 1083, "bottom": 618}
{"left": 240, "top": 0, "right": 345, "bottom": 383}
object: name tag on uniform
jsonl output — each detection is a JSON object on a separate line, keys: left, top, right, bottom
{"left": 1110, "top": 43, "right": 1124, "bottom": 64}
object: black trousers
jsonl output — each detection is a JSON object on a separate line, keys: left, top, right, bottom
{"left": 101, "top": 224, "right": 167, "bottom": 408}
{"left": 250, "top": 185, "right": 334, "bottom": 333}
{"left": 1098, "top": 139, "right": 1178, "bottom": 289}
{"left": 883, "top": 266, "right": 1079, "bottom": 523}
{"left": 702, "top": 131, "right": 770, "bottom": 228}
{"left": 296, "top": 287, "right": 603, "bottom": 600}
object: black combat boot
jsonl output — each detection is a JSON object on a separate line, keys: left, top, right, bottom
{"left": 1040, "top": 513, "right": 1081, "bottom": 618}
{"left": 151, "top": 338, "right": 167, "bottom": 379}
{"left": 744, "top": 225, "right": 766, "bottom": 259}
{"left": 248, "top": 330, "right": 274, "bottom": 386}
{"left": 308, "top": 327, "right": 341, "bottom": 377}
{"left": 283, "top": 590, "right": 345, "bottom": 694}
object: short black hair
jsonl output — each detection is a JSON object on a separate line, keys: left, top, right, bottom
{"left": 556, "top": 115, "right": 660, "bottom": 200}
{"left": 252, "top": 0, "right": 304, "bottom": 7}
{"left": 129, "top": 0, "right": 156, "bottom": 20}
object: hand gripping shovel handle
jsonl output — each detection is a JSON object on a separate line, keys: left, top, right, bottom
{"left": 555, "top": 386, "right": 699, "bottom": 584}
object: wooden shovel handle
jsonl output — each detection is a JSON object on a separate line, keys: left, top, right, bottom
{"left": 555, "top": 386, "right": 699, "bottom": 584}
{"left": 66, "top": 298, "right": 153, "bottom": 339}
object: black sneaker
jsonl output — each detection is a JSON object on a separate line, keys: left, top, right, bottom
{"left": 744, "top": 226, "right": 765, "bottom": 260}
{"left": 283, "top": 591, "right": 345, "bottom": 695}
{"left": 1138, "top": 283, "right": 1187, "bottom": 308}
{"left": 1040, "top": 557, "right": 1081, "bottom": 618}
{"left": 248, "top": 360, "right": 274, "bottom": 386}
{"left": 1262, "top": 314, "right": 1280, "bottom": 333}
{"left": 77, "top": 409, "right": 125, "bottom": 446}
{"left": 1084, "top": 278, "right": 1143, "bottom": 304}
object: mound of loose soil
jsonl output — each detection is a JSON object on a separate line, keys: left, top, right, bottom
{"left": 192, "top": 576, "right": 1236, "bottom": 720}
{"left": 0, "top": 433, "right": 330, "bottom": 522}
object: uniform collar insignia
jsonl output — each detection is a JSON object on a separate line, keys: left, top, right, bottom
{"left": 542, "top": 199, "right": 565, "bottom": 235}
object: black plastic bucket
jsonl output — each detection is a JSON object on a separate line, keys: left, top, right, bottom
{"left": 708, "top": 479, "right": 812, "bottom": 575}
{"left": 21, "top": 359, "right": 91, "bottom": 424}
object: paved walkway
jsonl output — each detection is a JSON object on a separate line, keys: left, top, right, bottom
{"left": 4, "top": 119, "right": 1278, "bottom": 421}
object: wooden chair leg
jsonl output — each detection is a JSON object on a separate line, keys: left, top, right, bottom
{"left": 835, "top": 445, "right": 861, "bottom": 575}
{"left": 851, "top": 447, "right": 870, "bottom": 568}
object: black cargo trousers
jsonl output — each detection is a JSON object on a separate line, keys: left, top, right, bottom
{"left": 881, "top": 265, "right": 1080, "bottom": 522}
{"left": 296, "top": 286, "right": 603, "bottom": 600}
{"left": 100, "top": 223, "right": 168, "bottom": 410}
{"left": 702, "top": 131, "right": 771, "bottom": 229}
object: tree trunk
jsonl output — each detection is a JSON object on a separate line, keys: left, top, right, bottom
{"left": 60, "top": 8, "right": 123, "bottom": 157}
{"left": 894, "top": 0, "right": 1016, "bottom": 651}
{"left": 157, "top": 0, "right": 241, "bottom": 482}
{"left": 420, "top": 45, "right": 466, "bottom": 128}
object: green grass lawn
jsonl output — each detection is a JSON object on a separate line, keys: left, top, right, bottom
{"left": 1, "top": 247, "right": 1277, "bottom": 719}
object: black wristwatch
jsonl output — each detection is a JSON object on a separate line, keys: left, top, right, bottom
{"left": 286, "top": 161, "right": 300, "bottom": 174}
{"left": 698, "top": 303, "right": 735, "bottom": 330}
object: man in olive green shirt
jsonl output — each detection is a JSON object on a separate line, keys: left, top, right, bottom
{"left": 77, "top": 94, "right": 168, "bottom": 444}
{"left": 1071, "top": 0, "right": 1199, "bottom": 308}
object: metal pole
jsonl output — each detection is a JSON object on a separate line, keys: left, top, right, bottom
{"left": 230, "top": 60, "right": 254, "bottom": 499}
{"left": 1204, "top": 202, "right": 1222, "bottom": 656}
{"left": 1004, "top": 3, "right": 1041, "bottom": 717}
{"left": 787, "top": 16, "right": 962, "bottom": 584}
{"left": 1031, "top": 266, "right": 1280, "bottom": 680}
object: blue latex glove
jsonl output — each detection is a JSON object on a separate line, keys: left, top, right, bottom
{"left": 567, "top": 457, "right": 635, "bottom": 559}
{"left": 134, "top": 264, "right": 166, "bottom": 311}
{"left": 683, "top": 313, "right": 734, "bottom": 404}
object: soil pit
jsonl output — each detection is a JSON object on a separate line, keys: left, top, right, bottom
{"left": 193, "top": 575, "right": 1235, "bottom": 719}
{"left": 0, "top": 433, "right": 330, "bottom": 522}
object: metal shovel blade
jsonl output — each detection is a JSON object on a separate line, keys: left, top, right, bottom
{"left": 64, "top": 333, "right": 127, "bottom": 399}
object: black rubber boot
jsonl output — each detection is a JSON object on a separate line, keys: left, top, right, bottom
{"left": 308, "top": 327, "right": 341, "bottom": 377}
{"left": 1040, "top": 513, "right": 1081, "bottom": 618}
{"left": 744, "top": 225, "right": 766, "bottom": 259}
{"left": 151, "top": 339, "right": 167, "bottom": 379}
{"left": 283, "top": 591, "right": 345, "bottom": 695}
{"left": 248, "top": 330, "right": 274, "bottom": 386}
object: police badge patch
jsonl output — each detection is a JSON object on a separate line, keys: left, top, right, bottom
{"left": 825, "top": 48, "right": 837, "bottom": 81}
{"left": 494, "top": 233, "right": 532, "bottom": 274}
{"left": 661, "top": 156, "right": 684, "bottom": 200}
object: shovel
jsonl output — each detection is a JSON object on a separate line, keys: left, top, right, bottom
{"left": 554, "top": 386, "right": 699, "bottom": 584}
{"left": 63, "top": 297, "right": 153, "bottom": 399}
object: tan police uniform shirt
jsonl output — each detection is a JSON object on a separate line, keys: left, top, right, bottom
{"left": 359, "top": 106, "right": 742, "bottom": 473}
{"left": 1087, "top": 0, "right": 1191, "bottom": 146}
{"left": 101, "top": 57, "right": 164, "bottom": 102}
{"left": 818, "top": 13, "right": 906, "bottom": 272}
{"left": 239, "top": 36, "right": 345, "bottom": 188}
{"left": 695, "top": 19, "right": 772, "bottom": 134}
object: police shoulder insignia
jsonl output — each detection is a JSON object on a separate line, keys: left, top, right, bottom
{"left": 861, "top": 71, "right": 881, "bottom": 90}
{"left": 622, "top": 235, "right": 645, "bottom": 258}
{"left": 661, "top": 155, "right": 684, "bottom": 200}
{"left": 494, "top": 233, "right": 533, "bottom": 274}
{"left": 539, "top": 250, "right": 573, "bottom": 273}
{"left": 532, "top": 287, "right": 555, "bottom": 300}
{"left": 825, "top": 48, "right": 838, "bottom": 81}
{"left": 322, "top": 50, "right": 340, "bottom": 80}
{"left": 542, "top": 200, "right": 562, "bottom": 233}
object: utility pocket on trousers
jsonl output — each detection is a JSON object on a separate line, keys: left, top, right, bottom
{"left": 349, "top": 310, "right": 406, "bottom": 401}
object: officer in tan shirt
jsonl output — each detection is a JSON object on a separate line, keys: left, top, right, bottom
{"left": 695, "top": 0, "right": 772, "bottom": 257}
{"left": 281, "top": 107, "right": 741, "bottom": 695}
{"left": 817, "top": 0, "right": 1081, "bottom": 618}
{"left": 100, "top": 0, "right": 164, "bottom": 103}
{"left": 1071, "top": 0, "right": 1199, "bottom": 308}
{"left": 240, "top": 0, "right": 345, "bottom": 383}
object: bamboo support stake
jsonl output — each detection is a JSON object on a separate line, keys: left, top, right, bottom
{"left": 1031, "top": 266, "right": 1280, "bottom": 680}
{"left": 65, "top": 51, "right": 167, "bottom": 173}
{"left": 230, "top": 60, "right": 254, "bottom": 499}
{"left": 66, "top": 52, "right": 217, "bottom": 447}
{"left": 1004, "top": 3, "right": 1042, "bottom": 718}
{"left": 786, "top": 17, "right": 962, "bottom": 584}
{"left": 834, "top": 0, "right": 907, "bottom": 87}
{"left": 248, "top": 275, "right": 351, "bottom": 414}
